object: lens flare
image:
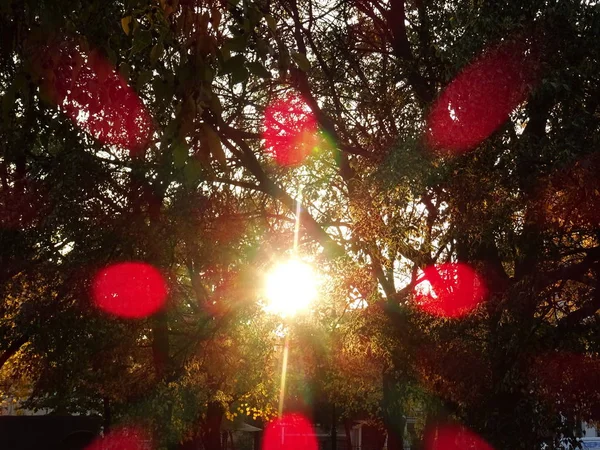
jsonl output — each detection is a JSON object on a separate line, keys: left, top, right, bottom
{"left": 424, "top": 424, "right": 494, "bottom": 450}
{"left": 92, "top": 262, "right": 168, "bottom": 318}
{"left": 85, "top": 426, "right": 152, "bottom": 450}
{"left": 262, "top": 93, "right": 319, "bottom": 166}
{"left": 264, "top": 259, "right": 318, "bottom": 317}
{"left": 413, "top": 263, "right": 487, "bottom": 318}
{"left": 262, "top": 413, "right": 318, "bottom": 450}
{"left": 38, "top": 40, "right": 154, "bottom": 155}
{"left": 426, "top": 37, "right": 540, "bottom": 153}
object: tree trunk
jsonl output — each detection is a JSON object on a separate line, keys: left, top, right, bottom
{"left": 200, "top": 401, "right": 224, "bottom": 450}
{"left": 151, "top": 311, "right": 170, "bottom": 380}
{"left": 385, "top": 419, "right": 406, "bottom": 450}
{"left": 103, "top": 397, "right": 111, "bottom": 433}
{"left": 343, "top": 419, "right": 353, "bottom": 450}
{"left": 382, "top": 372, "right": 405, "bottom": 450}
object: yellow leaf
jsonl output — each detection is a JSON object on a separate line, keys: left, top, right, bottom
{"left": 121, "top": 16, "right": 132, "bottom": 35}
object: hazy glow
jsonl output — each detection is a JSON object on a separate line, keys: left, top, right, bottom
{"left": 424, "top": 424, "right": 494, "bottom": 450}
{"left": 85, "top": 426, "right": 152, "bottom": 450}
{"left": 264, "top": 259, "right": 318, "bottom": 317}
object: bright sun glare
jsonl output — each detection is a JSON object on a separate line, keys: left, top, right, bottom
{"left": 264, "top": 259, "right": 318, "bottom": 318}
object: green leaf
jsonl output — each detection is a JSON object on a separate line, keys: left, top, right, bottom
{"left": 221, "top": 55, "right": 245, "bottom": 75}
{"left": 264, "top": 14, "right": 276, "bottom": 32}
{"left": 172, "top": 140, "right": 189, "bottom": 169}
{"left": 132, "top": 30, "right": 152, "bottom": 55}
{"left": 136, "top": 70, "right": 152, "bottom": 91}
{"left": 231, "top": 65, "right": 249, "bottom": 84}
{"left": 153, "top": 78, "right": 167, "bottom": 101}
{"left": 119, "top": 63, "right": 130, "bottom": 81}
{"left": 291, "top": 52, "right": 311, "bottom": 71}
{"left": 200, "top": 124, "right": 226, "bottom": 168}
{"left": 223, "top": 35, "right": 247, "bottom": 54}
{"left": 209, "top": 93, "right": 222, "bottom": 116}
{"left": 150, "top": 42, "right": 164, "bottom": 65}
{"left": 248, "top": 7, "right": 262, "bottom": 28}
{"left": 184, "top": 159, "right": 203, "bottom": 186}
{"left": 247, "top": 61, "right": 271, "bottom": 79}
{"left": 243, "top": 18, "right": 251, "bottom": 33}
{"left": 255, "top": 37, "right": 269, "bottom": 60}
{"left": 199, "top": 65, "right": 215, "bottom": 82}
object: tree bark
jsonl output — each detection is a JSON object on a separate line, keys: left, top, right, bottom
{"left": 103, "top": 397, "right": 111, "bottom": 433}
{"left": 200, "top": 401, "right": 224, "bottom": 450}
{"left": 344, "top": 418, "right": 353, "bottom": 450}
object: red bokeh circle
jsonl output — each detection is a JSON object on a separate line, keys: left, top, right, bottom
{"left": 262, "top": 413, "right": 318, "bottom": 450}
{"left": 92, "top": 262, "right": 168, "bottom": 318}
{"left": 425, "top": 424, "right": 494, "bottom": 450}
{"left": 413, "top": 263, "right": 487, "bottom": 318}
{"left": 262, "top": 94, "right": 319, "bottom": 166}
{"left": 426, "top": 37, "right": 540, "bottom": 153}
{"left": 85, "top": 426, "right": 152, "bottom": 450}
{"left": 38, "top": 40, "right": 154, "bottom": 155}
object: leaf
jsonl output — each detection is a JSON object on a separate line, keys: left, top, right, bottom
{"left": 119, "top": 63, "right": 130, "bottom": 81}
{"left": 136, "top": 70, "right": 152, "bottom": 91}
{"left": 264, "top": 14, "right": 276, "bottom": 32}
{"left": 153, "top": 78, "right": 167, "bottom": 101}
{"left": 121, "top": 16, "right": 133, "bottom": 35}
{"left": 291, "top": 52, "right": 311, "bottom": 71}
{"left": 247, "top": 61, "right": 271, "bottom": 79}
{"left": 221, "top": 55, "right": 245, "bottom": 75}
{"left": 209, "top": 93, "right": 222, "bottom": 116}
{"left": 132, "top": 30, "right": 152, "bottom": 55}
{"left": 150, "top": 42, "right": 164, "bottom": 65}
{"left": 223, "top": 35, "right": 247, "bottom": 54}
{"left": 172, "top": 140, "right": 189, "bottom": 169}
{"left": 231, "top": 65, "right": 249, "bottom": 84}
{"left": 200, "top": 124, "right": 226, "bottom": 168}
{"left": 184, "top": 159, "right": 203, "bottom": 186}
{"left": 199, "top": 65, "right": 215, "bottom": 82}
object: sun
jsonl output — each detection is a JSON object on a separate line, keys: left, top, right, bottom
{"left": 264, "top": 259, "right": 318, "bottom": 318}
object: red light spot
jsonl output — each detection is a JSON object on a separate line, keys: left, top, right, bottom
{"left": 262, "top": 94, "right": 319, "bottom": 166}
{"left": 85, "top": 426, "right": 152, "bottom": 450}
{"left": 425, "top": 424, "right": 494, "bottom": 450}
{"left": 39, "top": 40, "right": 153, "bottom": 155}
{"left": 426, "top": 37, "right": 540, "bottom": 153}
{"left": 262, "top": 413, "right": 318, "bottom": 450}
{"left": 92, "top": 262, "right": 167, "bottom": 318}
{"left": 414, "top": 263, "right": 487, "bottom": 318}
